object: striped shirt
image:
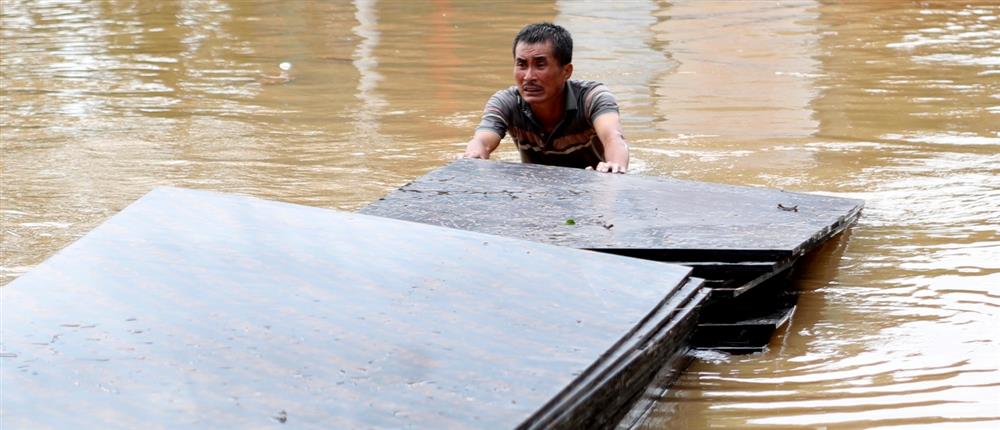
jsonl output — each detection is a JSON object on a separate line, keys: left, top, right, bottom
{"left": 476, "top": 80, "right": 620, "bottom": 169}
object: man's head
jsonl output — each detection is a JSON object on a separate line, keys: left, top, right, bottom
{"left": 512, "top": 23, "right": 573, "bottom": 67}
{"left": 512, "top": 23, "right": 574, "bottom": 107}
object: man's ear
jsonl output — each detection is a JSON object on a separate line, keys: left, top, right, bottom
{"left": 563, "top": 63, "right": 573, "bottom": 80}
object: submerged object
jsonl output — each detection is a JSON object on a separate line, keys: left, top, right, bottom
{"left": 1, "top": 187, "right": 706, "bottom": 429}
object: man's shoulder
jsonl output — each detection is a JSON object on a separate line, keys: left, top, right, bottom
{"left": 569, "top": 80, "right": 618, "bottom": 118}
{"left": 487, "top": 86, "right": 521, "bottom": 106}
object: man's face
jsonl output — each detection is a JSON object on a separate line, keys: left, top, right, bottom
{"left": 513, "top": 41, "right": 573, "bottom": 106}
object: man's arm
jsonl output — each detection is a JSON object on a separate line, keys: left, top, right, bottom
{"left": 461, "top": 130, "right": 502, "bottom": 159}
{"left": 592, "top": 112, "right": 629, "bottom": 173}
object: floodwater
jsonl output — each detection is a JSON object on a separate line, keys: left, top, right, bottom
{"left": 1, "top": 0, "right": 997, "bottom": 428}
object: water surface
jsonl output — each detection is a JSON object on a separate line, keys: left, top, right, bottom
{"left": 2, "top": 0, "right": 997, "bottom": 428}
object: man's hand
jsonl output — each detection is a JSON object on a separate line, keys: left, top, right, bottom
{"left": 457, "top": 130, "right": 502, "bottom": 160}
{"left": 587, "top": 162, "right": 627, "bottom": 173}
{"left": 592, "top": 112, "right": 629, "bottom": 173}
{"left": 455, "top": 140, "right": 490, "bottom": 160}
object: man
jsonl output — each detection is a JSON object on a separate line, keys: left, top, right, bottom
{"left": 461, "top": 22, "right": 629, "bottom": 173}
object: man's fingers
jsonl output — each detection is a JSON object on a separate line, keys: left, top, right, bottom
{"left": 585, "top": 166, "right": 594, "bottom": 170}
{"left": 590, "top": 162, "right": 627, "bottom": 173}
{"left": 590, "top": 162, "right": 611, "bottom": 172}
{"left": 456, "top": 152, "right": 483, "bottom": 160}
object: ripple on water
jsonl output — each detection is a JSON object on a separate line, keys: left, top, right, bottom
{"left": 3, "top": 0, "right": 1000, "bottom": 428}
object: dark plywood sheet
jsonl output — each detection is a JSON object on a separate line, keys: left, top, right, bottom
{"left": 361, "top": 160, "right": 864, "bottom": 257}
{"left": 1, "top": 187, "right": 696, "bottom": 429}
{"left": 529, "top": 278, "right": 708, "bottom": 429}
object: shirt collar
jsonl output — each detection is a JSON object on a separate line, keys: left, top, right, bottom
{"left": 563, "top": 80, "right": 578, "bottom": 113}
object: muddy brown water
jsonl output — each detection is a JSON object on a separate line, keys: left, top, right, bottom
{"left": 2, "top": 1, "right": 997, "bottom": 428}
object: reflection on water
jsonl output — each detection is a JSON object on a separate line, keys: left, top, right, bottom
{"left": 556, "top": 0, "right": 676, "bottom": 127}
{"left": 1, "top": 0, "right": 998, "bottom": 428}
{"left": 351, "top": 0, "right": 386, "bottom": 148}
{"left": 639, "top": 1, "right": 1000, "bottom": 429}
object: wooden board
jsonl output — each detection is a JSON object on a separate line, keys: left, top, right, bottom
{"left": 1, "top": 187, "right": 704, "bottom": 429}
{"left": 362, "top": 159, "right": 863, "bottom": 296}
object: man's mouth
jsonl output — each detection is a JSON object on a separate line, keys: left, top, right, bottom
{"left": 523, "top": 85, "right": 543, "bottom": 94}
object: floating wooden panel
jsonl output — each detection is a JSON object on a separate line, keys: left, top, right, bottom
{"left": 362, "top": 159, "right": 863, "bottom": 295}
{"left": 1, "top": 187, "right": 704, "bottom": 429}
{"left": 528, "top": 278, "right": 706, "bottom": 429}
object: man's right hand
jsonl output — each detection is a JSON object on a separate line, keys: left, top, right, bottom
{"left": 587, "top": 162, "right": 627, "bottom": 173}
{"left": 458, "top": 131, "right": 502, "bottom": 160}
{"left": 457, "top": 141, "right": 489, "bottom": 159}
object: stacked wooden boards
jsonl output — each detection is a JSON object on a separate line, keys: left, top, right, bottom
{"left": 0, "top": 187, "right": 707, "bottom": 429}
{"left": 361, "top": 160, "right": 864, "bottom": 352}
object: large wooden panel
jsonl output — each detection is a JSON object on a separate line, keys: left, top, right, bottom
{"left": 1, "top": 187, "right": 700, "bottom": 429}
{"left": 363, "top": 160, "right": 862, "bottom": 254}
{"left": 361, "top": 159, "right": 863, "bottom": 294}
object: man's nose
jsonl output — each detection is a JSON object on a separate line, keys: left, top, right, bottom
{"left": 523, "top": 66, "right": 536, "bottom": 80}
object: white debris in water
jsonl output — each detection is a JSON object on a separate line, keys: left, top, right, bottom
{"left": 689, "top": 348, "right": 732, "bottom": 364}
{"left": 279, "top": 62, "right": 292, "bottom": 71}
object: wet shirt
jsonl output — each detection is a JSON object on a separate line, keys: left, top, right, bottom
{"left": 476, "top": 80, "right": 619, "bottom": 169}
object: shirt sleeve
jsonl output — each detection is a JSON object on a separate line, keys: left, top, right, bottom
{"left": 583, "top": 84, "right": 620, "bottom": 123}
{"left": 475, "top": 88, "right": 517, "bottom": 139}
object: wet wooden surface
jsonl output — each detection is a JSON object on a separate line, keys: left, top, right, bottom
{"left": 1, "top": 187, "right": 703, "bottom": 429}
{"left": 529, "top": 278, "right": 707, "bottom": 429}
{"left": 362, "top": 159, "right": 864, "bottom": 294}
{"left": 362, "top": 159, "right": 863, "bottom": 254}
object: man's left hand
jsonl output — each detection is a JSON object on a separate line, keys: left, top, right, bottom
{"left": 587, "top": 162, "right": 627, "bottom": 173}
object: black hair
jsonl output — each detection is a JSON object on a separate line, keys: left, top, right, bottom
{"left": 512, "top": 22, "right": 573, "bottom": 66}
